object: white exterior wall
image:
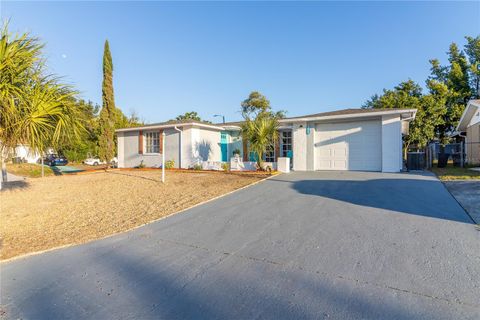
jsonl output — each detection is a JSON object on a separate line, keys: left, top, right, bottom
{"left": 117, "top": 132, "right": 125, "bottom": 168}
{"left": 117, "top": 129, "right": 180, "bottom": 168}
{"left": 290, "top": 116, "right": 404, "bottom": 172}
{"left": 173, "top": 126, "right": 223, "bottom": 168}
{"left": 468, "top": 106, "right": 480, "bottom": 127}
{"left": 179, "top": 127, "right": 192, "bottom": 169}
{"left": 381, "top": 115, "right": 402, "bottom": 172}
{"left": 292, "top": 122, "right": 307, "bottom": 171}
{"left": 191, "top": 127, "right": 221, "bottom": 163}
{"left": 14, "top": 145, "right": 42, "bottom": 163}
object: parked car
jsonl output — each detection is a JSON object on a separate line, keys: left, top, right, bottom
{"left": 84, "top": 156, "right": 106, "bottom": 166}
{"left": 83, "top": 156, "right": 117, "bottom": 167}
{"left": 42, "top": 154, "right": 68, "bottom": 166}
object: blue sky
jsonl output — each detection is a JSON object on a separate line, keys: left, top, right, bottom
{"left": 1, "top": 1, "right": 479, "bottom": 123}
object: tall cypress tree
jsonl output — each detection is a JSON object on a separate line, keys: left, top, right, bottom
{"left": 98, "top": 40, "right": 115, "bottom": 166}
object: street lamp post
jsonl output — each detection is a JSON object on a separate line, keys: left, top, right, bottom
{"left": 213, "top": 114, "right": 225, "bottom": 124}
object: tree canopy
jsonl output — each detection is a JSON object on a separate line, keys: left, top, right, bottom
{"left": 98, "top": 40, "right": 116, "bottom": 164}
{"left": 364, "top": 35, "right": 480, "bottom": 147}
{"left": 241, "top": 91, "right": 286, "bottom": 120}
{"left": 240, "top": 91, "right": 282, "bottom": 167}
{"left": 0, "top": 23, "right": 84, "bottom": 186}
{"left": 175, "top": 111, "right": 202, "bottom": 121}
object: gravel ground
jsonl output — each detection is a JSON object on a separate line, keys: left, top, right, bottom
{"left": 0, "top": 170, "right": 267, "bottom": 260}
{"left": 444, "top": 180, "right": 480, "bottom": 223}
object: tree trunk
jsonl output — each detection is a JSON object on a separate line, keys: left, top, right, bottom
{"left": 2, "top": 159, "right": 7, "bottom": 183}
{"left": 0, "top": 146, "right": 8, "bottom": 190}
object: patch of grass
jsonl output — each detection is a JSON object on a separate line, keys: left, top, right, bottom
{"left": 6, "top": 163, "right": 55, "bottom": 178}
{"left": 431, "top": 166, "right": 480, "bottom": 181}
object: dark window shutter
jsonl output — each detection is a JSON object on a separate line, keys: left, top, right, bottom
{"left": 138, "top": 130, "right": 143, "bottom": 154}
{"left": 242, "top": 139, "right": 248, "bottom": 161}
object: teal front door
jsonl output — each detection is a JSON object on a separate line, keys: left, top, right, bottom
{"left": 220, "top": 132, "right": 228, "bottom": 161}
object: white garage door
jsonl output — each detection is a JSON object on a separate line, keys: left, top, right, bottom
{"left": 315, "top": 120, "right": 382, "bottom": 171}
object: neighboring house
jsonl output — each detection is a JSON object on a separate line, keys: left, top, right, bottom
{"left": 13, "top": 145, "right": 44, "bottom": 163}
{"left": 116, "top": 108, "right": 416, "bottom": 173}
{"left": 456, "top": 99, "right": 480, "bottom": 165}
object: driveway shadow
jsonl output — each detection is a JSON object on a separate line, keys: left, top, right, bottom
{"left": 269, "top": 175, "right": 473, "bottom": 224}
{"left": 8, "top": 248, "right": 438, "bottom": 319}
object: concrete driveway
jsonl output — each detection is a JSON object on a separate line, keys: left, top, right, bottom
{"left": 1, "top": 171, "right": 479, "bottom": 319}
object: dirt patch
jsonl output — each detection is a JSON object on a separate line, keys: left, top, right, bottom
{"left": 0, "top": 170, "right": 269, "bottom": 260}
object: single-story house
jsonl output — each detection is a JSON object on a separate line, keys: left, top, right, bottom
{"left": 116, "top": 108, "right": 417, "bottom": 172}
{"left": 456, "top": 99, "right": 480, "bottom": 165}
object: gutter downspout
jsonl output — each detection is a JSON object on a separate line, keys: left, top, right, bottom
{"left": 174, "top": 126, "right": 182, "bottom": 169}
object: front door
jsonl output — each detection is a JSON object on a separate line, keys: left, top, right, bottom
{"left": 220, "top": 132, "right": 228, "bottom": 162}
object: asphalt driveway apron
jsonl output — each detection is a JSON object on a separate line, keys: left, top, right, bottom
{"left": 1, "top": 171, "right": 479, "bottom": 319}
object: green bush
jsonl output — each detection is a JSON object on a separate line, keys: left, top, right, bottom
{"left": 192, "top": 164, "right": 203, "bottom": 170}
{"left": 63, "top": 149, "right": 88, "bottom": 163}
{"left": 221, "top": 162, "right": 230, "bottom": 172}
{"left": 165, "top": 159, "right": 175, "bottom": 169}
{"left": 138, "top": 160, "right": 146, "bottom": 168}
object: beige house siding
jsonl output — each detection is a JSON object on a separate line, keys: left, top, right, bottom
{"left": 466, "top": 122, "right": 480, "bottom": 165}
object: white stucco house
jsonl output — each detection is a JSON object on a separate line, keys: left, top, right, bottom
{"left": 13, "top": 145, "right": 49, "bottom": 163}
{"left": 116, "top": 108, "right": 417, "bottom": 173}
{"left": 456, "top": 99, "right": 480, "bottom": 165}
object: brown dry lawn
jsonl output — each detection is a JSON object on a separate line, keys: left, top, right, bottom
{"left": 0, "top": 170, "right": 269, "bottom": 260}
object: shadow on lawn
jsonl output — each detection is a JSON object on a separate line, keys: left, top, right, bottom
{"left": 12, "top": 248, "right": 434, "bottom": 320}
{"left": 105, "top": 170, "right": 162, "bottom": 182}
{"left": 0, "top": 180, "right": 29, "bottom": 191}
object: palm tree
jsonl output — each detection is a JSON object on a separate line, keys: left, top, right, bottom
{"left": 0, "top": 23, "right": 83, "bottom": 189}
{"left": 241, "top": 116, "right": 279, "bottom": 168}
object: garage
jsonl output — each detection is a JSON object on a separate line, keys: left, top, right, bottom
{"left": 280, "top": 108, "right": 417, "bottom": 173}
{"left": 315, "top": 120, "right": 382, "bottom": 171}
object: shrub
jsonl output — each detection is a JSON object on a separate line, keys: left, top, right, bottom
{"left": 63, "top": 149, "right": 88, "bottom": 163}
{"left": 165, "top": 159, "right": 175, "bottom": 169}
{"left": 221, "top": 162, "right": 230, "bottom": 172}
{"left": 192, "top": 164, "right": 202, "bottom": 170}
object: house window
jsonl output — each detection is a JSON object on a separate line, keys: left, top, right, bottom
{"left": 264, "top": 144, "right": 275, "bottom": 162}
{"left": 281, "top": 131, "right": 292, "bottom": 157}
{"left": 145, "top": 131, "right": 160, "bottom": 153}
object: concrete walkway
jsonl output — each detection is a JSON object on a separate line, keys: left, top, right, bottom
{"left": 1, "top": 171, "right": 479, "bottom": 319}
{"left": 0, "top": 172, "right": 27, "bottom": 191}
{"left": 6, "top": 172, "right": 25, "bottom": 182}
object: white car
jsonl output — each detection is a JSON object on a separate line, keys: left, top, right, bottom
{"left": 83, "top": 157, "right": 106, "bottom": 166}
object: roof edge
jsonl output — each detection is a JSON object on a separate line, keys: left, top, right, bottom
{"left": 279, "top": 108, "right": 417, "bottom": 123}
{"left": 115, "top": 122, "right": 224, "bottom": 133}
{"left": 456, "top": 100, "right": 480, "bottom": 132}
